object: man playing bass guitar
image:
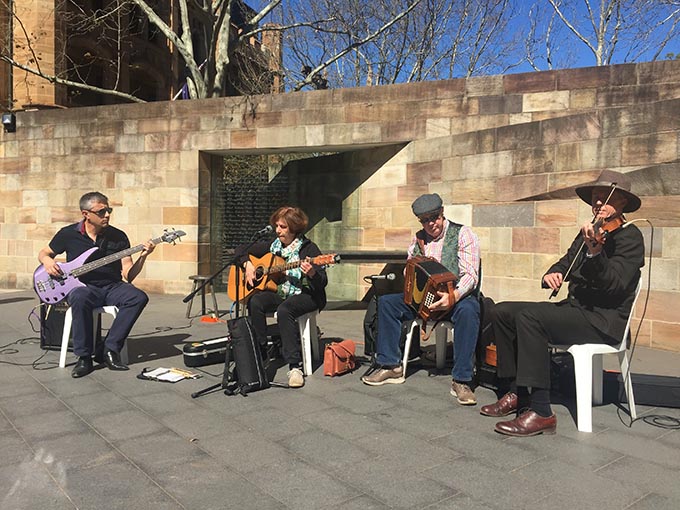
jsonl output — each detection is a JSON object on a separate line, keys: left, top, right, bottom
{"left": 37, "top": 192, "right": 156, "bottom": 378}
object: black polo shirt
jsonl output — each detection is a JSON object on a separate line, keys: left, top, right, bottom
{"left": 49, "top": 221, "right": 130, "bottom": 287}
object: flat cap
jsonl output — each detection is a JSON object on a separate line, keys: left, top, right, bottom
{"left": 411, "top": 193, "right": 443, "bottom": 216}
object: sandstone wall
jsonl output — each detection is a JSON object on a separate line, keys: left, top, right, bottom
{"left": 1, "top": 60, "right": 679, "bottom": 351}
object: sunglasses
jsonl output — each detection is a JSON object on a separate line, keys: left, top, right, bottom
{"left": 87, "top": 207, "right": 113, "bottom": 218}
{"left": 418, "top": 212, "right": 441, "bottom": 224}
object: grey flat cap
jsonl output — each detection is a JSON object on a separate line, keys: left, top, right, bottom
{"left": 411, "top": 193, "right": 443, "bottom": 216}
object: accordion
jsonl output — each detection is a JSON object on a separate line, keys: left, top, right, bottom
{"left": 404, "top": 256, "right": 458, "bottom": 322}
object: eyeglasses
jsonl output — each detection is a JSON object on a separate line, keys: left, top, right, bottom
{"left": 87, "top": 207, "right": 113, "bottom": 218}
{"left": 418, "top": 212, "right": 441, "bottom": 224}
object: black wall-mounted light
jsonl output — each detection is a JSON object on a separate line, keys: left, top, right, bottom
{"left": 2, "top": 112, "right": 17, "bottom": 133}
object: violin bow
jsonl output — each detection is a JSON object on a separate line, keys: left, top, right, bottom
{"left": 548, "top": 181, "right": 618, "bottom": 300}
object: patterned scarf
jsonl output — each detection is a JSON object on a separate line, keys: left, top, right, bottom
{"left": 270, "top": 237, "right": 304, "bottom": 298}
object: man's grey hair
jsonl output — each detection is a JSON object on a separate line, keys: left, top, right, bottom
{"left": 79, "top": 192, "right": 109, "bottom": 211}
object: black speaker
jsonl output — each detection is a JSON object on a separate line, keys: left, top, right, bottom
{"left": 604, "top": 371, "right": 680, "bottom": 409}
{"left": 40, "top": 303, "right": 70, "bottom": 351}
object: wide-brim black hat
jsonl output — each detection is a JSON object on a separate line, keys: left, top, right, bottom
{"left": 574, "top": 169, "right": 641, "bottom": 213}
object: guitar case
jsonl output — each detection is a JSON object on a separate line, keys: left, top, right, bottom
{"left": 183, "top": 337, "right": 229, "bottom": 367}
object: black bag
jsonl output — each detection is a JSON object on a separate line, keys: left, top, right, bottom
{"left": 223, "top": 316, "right": 270, "bottom": 395}
{"left": 363, "top": 295, "right": 378, "bottom": 357}
{"left": 363, "top": 294, "right": 421, "bottom": 361}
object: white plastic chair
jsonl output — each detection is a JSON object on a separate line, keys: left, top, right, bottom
{"left": 553, "top": 283, "right": 641, "bottom": 432}
{"left": 402, "top": 319, "right": 453, "bottom": 375}
{"left": 271, "top": 309, "right": 320, "bottom": 376}
{"left": 59, "top": 306, "right": 126, "bottom": 368}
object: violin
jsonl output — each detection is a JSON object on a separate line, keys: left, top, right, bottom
{"left": 591, "top": 215, "right": 625, "bottom": 245}
{"left": 549, "top": 214, "right": 626, "bottom": 299}
{"left": 548, "top": 182, "right": 622, "bottom": 300}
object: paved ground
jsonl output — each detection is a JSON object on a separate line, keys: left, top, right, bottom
{"left": 1, "top": 288, "right": 679, "bottom": 510}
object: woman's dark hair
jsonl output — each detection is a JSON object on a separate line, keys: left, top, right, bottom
{"left": 270, "top": 206, "right": 308, "bottom": 235}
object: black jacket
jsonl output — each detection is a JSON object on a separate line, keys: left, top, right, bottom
{"left": 544, "top": 222, "right": 644, "bottom": 341}
{"left": 236, "top": 236, "right": 328, "bottom": 310}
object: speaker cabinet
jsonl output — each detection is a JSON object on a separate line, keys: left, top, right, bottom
{"left": 40, "top": 303, "right": 70, "bottom": 351}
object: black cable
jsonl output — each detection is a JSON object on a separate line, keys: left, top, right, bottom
{"left": 0, "top": 336, "right": 49, "bottom": 367}
{"left": 4, "top": 303, "right": 204, "bottom": 369}
{"left": 615, "top": 220, "right": 678, "bottom": 431}
{"left": 642, "top": 414, "right": 680, "bottom": 429}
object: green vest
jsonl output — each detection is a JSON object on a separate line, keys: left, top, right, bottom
{"left": 413, "top": 221, "right": 481, "bottom": 297}
{"left": 413, "top": 220, "right": 461, "bottom": 277}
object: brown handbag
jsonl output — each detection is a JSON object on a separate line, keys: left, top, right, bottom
{"left": 323, "top": 340, "right": 356, "bottom": 377}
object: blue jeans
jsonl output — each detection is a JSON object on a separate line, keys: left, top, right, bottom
{"left": 375, "top": 293, "right": 480, "bottom": 382}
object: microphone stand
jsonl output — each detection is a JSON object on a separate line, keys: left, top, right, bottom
{"left": 190, "top": 230, "right": 270, "bottom": 399}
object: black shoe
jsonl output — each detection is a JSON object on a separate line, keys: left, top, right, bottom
{"left": 104, "top": 349, "right": 129, "bottom": 371}
{"left": 72, "top": 357, "right": 94, "bottom": 378}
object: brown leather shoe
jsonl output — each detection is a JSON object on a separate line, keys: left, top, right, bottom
{"left": 480, "top": 392, "right": 518, "bottom": 417}
{"left": 494, "top": 410, "right": 557, "bottom": 437}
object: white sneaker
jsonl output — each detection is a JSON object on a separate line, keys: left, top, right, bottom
{"left": 287, "top": 367, "right": 305, "bottom": 388}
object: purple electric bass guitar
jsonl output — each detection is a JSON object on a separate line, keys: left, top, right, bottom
{"left": 33, "top": 229, "right": 185, "bottom": 304}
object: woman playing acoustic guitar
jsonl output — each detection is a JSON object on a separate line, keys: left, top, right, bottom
{"left": 236, "top": 206, "right": 329, "bottom": 388}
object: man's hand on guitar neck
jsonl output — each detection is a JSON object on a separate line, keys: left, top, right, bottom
{"left": 123, "top": 238, "right": 157, "bottom": 283}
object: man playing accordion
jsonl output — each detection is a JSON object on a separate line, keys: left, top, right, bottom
{"left": 361, "top": 193, "right": 481, "bottom": 406}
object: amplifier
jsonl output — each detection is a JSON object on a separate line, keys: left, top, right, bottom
{"left": 40, "top": 303, "right": 69, "bottom": 351}
{"left": 604, "top": 371, "right": 680, "bottom": 409}
{"left": 554, "top": 355, "right": 680, "bottom": 408}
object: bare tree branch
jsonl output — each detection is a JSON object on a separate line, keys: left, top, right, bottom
{"left": 292, "top": 0, "right": 423, "bottom": 91}
{"left": 0, "top": 54, "right": 145, "bottom": 103}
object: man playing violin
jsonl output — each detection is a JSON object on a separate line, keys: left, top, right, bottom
{"left": 482, "top": 170, "right": 644, "bottom": 436}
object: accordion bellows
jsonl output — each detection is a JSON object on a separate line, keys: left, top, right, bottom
{"left": 404, "top": 256, "right": 458, "bottom": 322}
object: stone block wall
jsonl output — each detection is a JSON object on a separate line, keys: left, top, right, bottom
{"left": 1, "top": 60, "right": 679, "bottom": 350}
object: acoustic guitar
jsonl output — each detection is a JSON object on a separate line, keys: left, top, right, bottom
{"left": 227, "top": 252, "right": 340, "bottom": 302}
{"left": 33, "top": 229, "right": 186, "bottom": 304}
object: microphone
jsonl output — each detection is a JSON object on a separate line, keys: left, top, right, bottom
{"left": 252, "top": 225, "right": 273, "bottom": 238}
{"left": 367, "top": 273, "right": 396, "bottom": 281}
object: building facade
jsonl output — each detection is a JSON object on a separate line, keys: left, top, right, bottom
{"left": 0, "top": 0, "right": 281, "bottom": 112}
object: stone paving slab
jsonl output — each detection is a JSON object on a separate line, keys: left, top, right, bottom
{"left": 1, "top": 289, "right": 679, "bottom": 509}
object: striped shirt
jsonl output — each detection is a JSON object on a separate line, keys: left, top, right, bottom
{"left": 407, "top": 220, "right": 480, "bottom": 298}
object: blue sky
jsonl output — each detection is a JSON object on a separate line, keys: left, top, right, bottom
{"left": 247, "top": 0, "right": 679, "bottom": 83}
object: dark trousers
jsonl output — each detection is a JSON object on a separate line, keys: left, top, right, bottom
{"left": 247, "top": 291, "right": 319, "bottom": 368}
{"left": 493, "top": 300, "right": 616, "bottom": 389}
{"left": 67, "top": 282, "right": 149, "bottom": 357}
